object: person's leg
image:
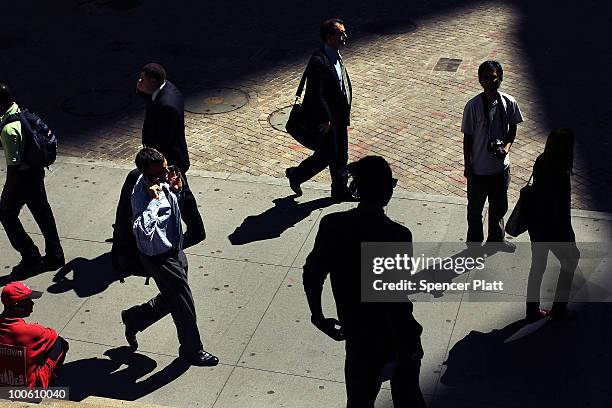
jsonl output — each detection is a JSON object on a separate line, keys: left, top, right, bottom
{"left": 123, "top": 255, "right": 172, "bottom": 333}
{"left": 526, "top": 242, "right": 550, "bottom": 318}
{"left": 158, "top": 250, "right": 203, "bottom": 355}
{"left": 390, "top": 360, "right": 426, "bottom": 408}
{"left": 0, "top": 169, "right": 41, "bottom": 262}
{"left": 125, "top": 293, "right": 172, "bottom": 332}
{"left": 179, "top": 175, "right": 206, "bottom": 249}
{"left": 486, "top": 168, "right": 510, "bottom": 242}
{"left": 550, "top": 242, "right": 580, "bottom": 316}
{"left": 466, "top": 175, "right": 488, "bottom": 244}
{"left": 35, "top": 336, "right": 69, "bottom": 388}
{"left": 329, "top": 126, "right": 349, "bottom": 194}
{"left": 291, "top": 131, "right": 333, "bottom": 185}
{"left": 345, "top": 343, "right": 383, "bottom": 408}
{"left": 23, "top": 168, "right": 64, "bottom": 263}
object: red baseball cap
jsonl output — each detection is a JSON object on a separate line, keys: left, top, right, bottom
{"left": 1, "top": 281, "right": 43, "bottom": 306}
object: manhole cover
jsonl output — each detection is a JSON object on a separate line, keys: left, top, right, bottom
{"left": 268, "top": 106, "right": 293, "bottom": 133}
{"left": 185, "top": 88, "right": 248, "bottom": 114}
{"left": 77, "top": 0, "right": 140, "bottom": 13}
{"left": 364, "top": 19, "right": 417, "bottom": 35}
{"left": 61, "top": 89, "right": 132, "bottom": 117}
{"left": 434, "top": 58, "right": 463, "bottom": 72}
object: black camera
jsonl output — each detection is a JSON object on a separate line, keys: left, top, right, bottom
{"left": 488, "top": 139, "right": 507, "bottom": 160}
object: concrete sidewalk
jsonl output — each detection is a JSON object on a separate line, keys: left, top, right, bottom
{"left": 0, "top": 155, "right": 611, "bottom": 408}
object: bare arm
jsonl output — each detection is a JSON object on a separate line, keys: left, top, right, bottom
{"left": 504, "top": 123, "right": 517, "bottom": 153}
{"left": 463, "top": 133, "right": 473, "bottom": 178}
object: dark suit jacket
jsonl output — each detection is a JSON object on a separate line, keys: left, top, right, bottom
{"left": 301, "top": 48, "right": 352, "bottom": 127}
{"left": 111, "top": 169, "right": 146, "bottom": 278}
{"left": 142, "top": 80, "right": 190, "bottom": 173}
{"left": 303, "top": 206, "right": 423, "bottom": 357}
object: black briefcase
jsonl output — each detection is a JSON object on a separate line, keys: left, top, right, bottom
{"left": 505, "top": 174, "right": 533, "bottom": 237}
{"left": 285, "top": 67, "right": 319, "bottom": 150}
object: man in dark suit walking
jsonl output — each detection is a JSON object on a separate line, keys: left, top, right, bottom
{"left": 286, "top": 19, "right": 353, "bottom": 201}
{"left": 135, "top": 63, "right": 205, "bottom": 249}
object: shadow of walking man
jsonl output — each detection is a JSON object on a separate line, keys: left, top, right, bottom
{"left": 56, "top": 346, "right": 189, "bottom": 402}
{"left": 46, "top": 252, "right": 123, "bottom": 298}
{"left": 440, "top": 304, "right": 612, "bottom": 407}
{"left": 228, "top": 195, "right": 335, "bottom": 245}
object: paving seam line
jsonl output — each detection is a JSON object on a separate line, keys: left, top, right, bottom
{"left": 6, "top": 153, "right": 610, "bottom": 219}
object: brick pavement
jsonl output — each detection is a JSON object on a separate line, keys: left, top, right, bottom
{"left": 2, "top": 0, "right": 611, "bottom": 211}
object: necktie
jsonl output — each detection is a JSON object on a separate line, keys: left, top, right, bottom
{"left": 339, "top": 56, "right": 351, "bottom": 105}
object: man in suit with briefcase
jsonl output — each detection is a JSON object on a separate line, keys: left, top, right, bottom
{"left": 286, "top": 19, "right": 353, "bottom": 201}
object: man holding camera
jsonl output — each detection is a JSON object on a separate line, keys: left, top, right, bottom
{"left": 462, "top": 60, "right": 524, "bottom": 251}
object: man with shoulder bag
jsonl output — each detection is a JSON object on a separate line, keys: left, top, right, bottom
{"left": 285, "top": 18, "right": 353, "bottom": 201}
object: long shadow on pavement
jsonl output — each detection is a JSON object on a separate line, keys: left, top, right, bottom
{"left": 56, "top": 346, "right": 189, "bottom": 402}
{"left": 228, "top": 195, "right": 335, "bottom": 245}
{"left": 47, "top": 252, "right": 123, "bottom": 298}
{"left": 438, "top": 303, "right": 612, "bottom": 407}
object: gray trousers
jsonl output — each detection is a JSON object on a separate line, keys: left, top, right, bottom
{"left": 125, "top": 249, "right": 203, "bottom": 355}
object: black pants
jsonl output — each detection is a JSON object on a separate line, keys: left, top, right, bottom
{"left": 0, "top": 167, "right": 63, "bottom": 261}
{"left": 345, "top": 343, "right": 426, "bottom": 408}
{"left": 124, "top": 249, "right": 203, "bottom": 355}
{"left": 466, "top": 167, "right": 510, "bottom": 243}
{"left": 527, "top": 241, "right": 580, "bottom": 312}
{"left": 292, "top": 125, "right": 349, "bottom": 192}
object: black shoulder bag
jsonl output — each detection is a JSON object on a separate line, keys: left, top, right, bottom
{"left": 505, "top": 173, "right": 533, "bottom": 237}
{"left": 285, "top": 65, "right": 319, "bottom": 150}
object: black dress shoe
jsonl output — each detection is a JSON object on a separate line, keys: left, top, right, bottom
{"left": 42, "top": 255, "right": 66, "bottom": 271}
{"left": 285, "top": 167, "right": 302, "bottom": 197}
{"left": 181, "top": 350, "right": 219, "bottom": 367}
{"left": 121, "top": 310, "right": 139, "bottom": 351}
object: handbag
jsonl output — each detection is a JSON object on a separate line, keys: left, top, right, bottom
{"left": 285, "top": 67, "right": 318, "bottom": 150}
{"left": 505, "top": 173, "right": 533, "bottom": 237}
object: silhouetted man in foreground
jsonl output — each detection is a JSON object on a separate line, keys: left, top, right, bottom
{"left": 303, "top": 156, "right": 426, "bottom": 407}
{"left": 136, "top": 62, "right": 205, "bottom": 249}
{"left": 286, "top": 19, "right": 353, "bottom": 201}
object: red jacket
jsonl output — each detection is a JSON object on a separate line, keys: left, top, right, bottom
{"left": 0, "top": 316, "right": 61, "bottom": 388}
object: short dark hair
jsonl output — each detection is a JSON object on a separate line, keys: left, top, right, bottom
{"left": 320, "top": 19, "right": 344, "bottom": 42}
{"left": 135, "top": 147, "right": 165, "bottom": 172}
{"left": 347, "top": 156, "right": 394, "bottom": 205}
{"left": 478, "top": 60, "right": 503, "bottom": 82}
{"left": 141, "top": 63, "right": 166, "bottom": 84}
{"left": 0, "top": 83, "right": 13, "bottom": 110}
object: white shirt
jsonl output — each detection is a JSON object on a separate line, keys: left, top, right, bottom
{"left": 151, "top": 81, "right": 167, "bottom": 102}
{"left": 461, "top": 91, "right": 524, "bottom": 175}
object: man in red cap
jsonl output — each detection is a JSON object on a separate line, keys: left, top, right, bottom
{"left": 0, "top": 281, "right": 69, "bottom": 388}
